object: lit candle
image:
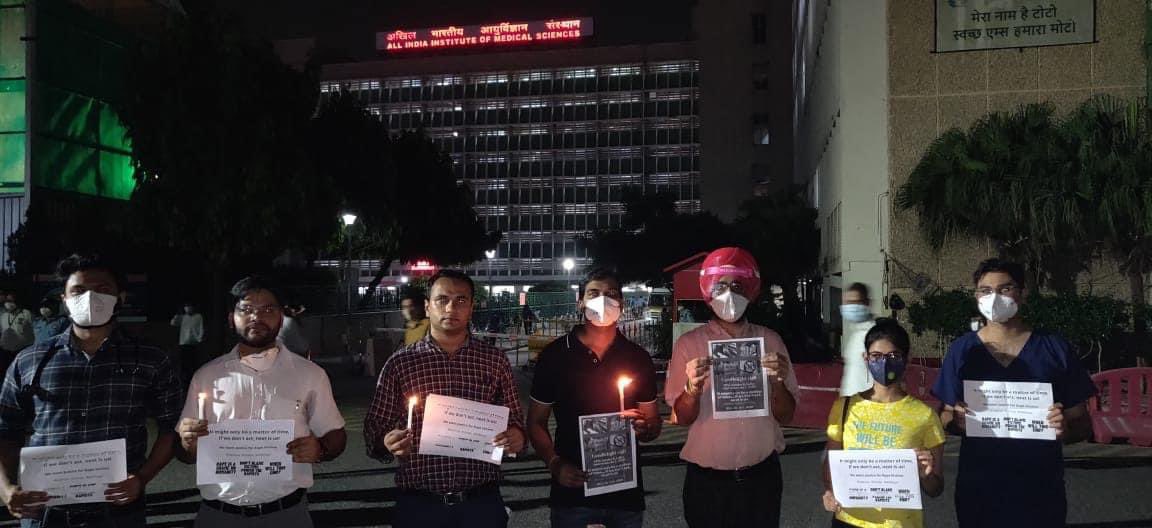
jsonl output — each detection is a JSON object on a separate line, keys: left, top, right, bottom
{"left": 407, "top": 395, "right": 419, "bottom": 430}
{"left": 617, "top": 377, "right": 632, "bottom": 413}
{"left": 197, "top": 392, "right": 206, "bottom": 421}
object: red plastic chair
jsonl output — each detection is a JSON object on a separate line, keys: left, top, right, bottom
{"left": 1088, "top": 368, "right": 1152, "bottom": 447}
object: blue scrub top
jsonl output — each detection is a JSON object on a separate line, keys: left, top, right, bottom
{"left": 933, "top": 330, "right": 1096, "bottom": 527}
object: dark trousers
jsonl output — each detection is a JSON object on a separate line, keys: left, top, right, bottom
{"left": 21, "top": 500, "right": 146, "bottom": 528}
{"left": 392, "top": 488, "right": 508, "bottom": 528}
{"left": 683, "top": 453, "right": 783, "bottom": 528}
{"left": 180, "top": 344, "right": 199, "bottom": 381}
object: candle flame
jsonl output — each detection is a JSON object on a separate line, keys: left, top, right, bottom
{"left": 408, "top": 395, "right": 419, "bottom": 406}
{"left": 198, "top": 392, "right": 206, "bottom": 399}
{"left": 617, "top": 377, "right": 632, "bottom": 389}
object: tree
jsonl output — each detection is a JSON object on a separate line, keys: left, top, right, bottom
{"left": 582, "top": 188, "right": 730, "bottom": 284}
{"left": 1064, "top": 96, "right": 1152, "bottom": 346}
{"left": 894, "top": 103, "right": 1092, "bottom": 293}
{"left": 730, "top": 187, "right": 820, "bottom": 337}
{"left": 119, "top": 5, "right": 338, "bottom": 265}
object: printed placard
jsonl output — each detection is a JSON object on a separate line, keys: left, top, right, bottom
{"left": 579, "top": 412, "right": 638, "bottom": 497}
{"left": 709, "top": 338, "right": 770, "bottom": 419}
{"left": 197, "top": 420, "right": 295, "bottom": 485}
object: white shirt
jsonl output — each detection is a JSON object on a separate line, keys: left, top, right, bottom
{"left": 180, "top": 342, "right": 345, "bottom": 505}
{"left": 171, "top": 313, "right": 204, "bottom": 345}
{"left": 0, "top": 308, "right": 33, "bottom": 352}
{"left": 839, "top": 319, "right": 876, "bottom": 396}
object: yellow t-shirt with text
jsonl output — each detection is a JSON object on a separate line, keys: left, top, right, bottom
{"left": 826, "top": 394, "right": 945, "bottom": 528}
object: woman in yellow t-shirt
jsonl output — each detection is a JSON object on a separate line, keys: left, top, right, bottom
{"left": 822, "top": 319, "right": 945, "bottom": 528}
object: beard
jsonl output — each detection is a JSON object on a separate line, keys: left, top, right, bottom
{"left": 235, "top": 323, "right": 278, "bottom": 348}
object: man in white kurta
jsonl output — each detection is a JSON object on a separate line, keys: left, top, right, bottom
{"left": 838, "top": 283, "right": 875, "bottom": 396}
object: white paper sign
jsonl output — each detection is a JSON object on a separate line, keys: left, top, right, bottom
{"left": 709, "top": 338, "right": 770, "bottom": 419}
{"left": 579, "top": 412, "right": 638, "bottom": 497}
{"left": 20, "top": 439, "right": 127, "bottom": 506}
{"left": 963, "top": 380, "right": 1055, "bottom": 440}
{"left": 829, "top": 449, "right": 923, "bottom": 510}
{"left": 418, "top": 394, "right": 509, "bottom": 464}
{"left": 197, "top": 420, "right": 295, "bottom": 485}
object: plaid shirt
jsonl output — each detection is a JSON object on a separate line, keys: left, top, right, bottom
{"left": 0, "top": 331, "right": 184, "bottom": 472}
{"left": 365, "top": 334, "right": 524, "bottom": 493}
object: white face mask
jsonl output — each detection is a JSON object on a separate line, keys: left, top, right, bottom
{"left": 39, "top": 307, "right": 52, "bottom": 318}
{"left": 710, "top": 292, "right": 750, "bottom": 323}
{"left": 584, "top": 296, "right": 621, "bottom": 327}
{"left": 64, "top": 291, "right": 118, "bottom": 327}
{"left": 978, "top": 293, "right": 1018, "bottom": 324}
{"left": 239, "top": 347, "right": 279, "bottom": 372}
{"left": 4, "top": 302, "right": 16, "bottom": 312}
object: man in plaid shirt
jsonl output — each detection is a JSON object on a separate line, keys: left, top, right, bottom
{"left": 365, "top": 270, "right": 525, "bottom": 528}
{"left": 0, "top": 254, "right": 184, "bottom": 527}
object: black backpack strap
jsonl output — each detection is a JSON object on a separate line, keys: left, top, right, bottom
{"left": 18, "top": 341, "right": 62, "bottom": 419}
{"left": 840, "top": 396, "right": 852, "bottom": 431}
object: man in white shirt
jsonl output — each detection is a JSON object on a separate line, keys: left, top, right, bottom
{"left": 837, "top": 283, "right": 876, "bottom": 396}
{"left": 0, "top": 291, "right": 33, "bottom": 374}
{"left": 176, "top": 277, "right": 347, "bottom": 527}
{"left": 171, "top": 303, "right": 205, "bottom": 382}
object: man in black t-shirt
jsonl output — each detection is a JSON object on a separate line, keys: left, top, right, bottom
{"left": 528, "top": 268, "right": 661, "bottom": 528}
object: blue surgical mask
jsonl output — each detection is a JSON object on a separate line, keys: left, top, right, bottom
{"left": 840, "top": 304, "right": 872, "bottom": 323}
{"left": 867, "top": 356, "right": 906, "bottom": 386}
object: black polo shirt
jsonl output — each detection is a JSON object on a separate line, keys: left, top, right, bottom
{"left": 530, "top": 325, "right": 658, "bottom": 511}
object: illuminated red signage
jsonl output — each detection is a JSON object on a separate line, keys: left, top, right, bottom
{"left": 409, "top": 260, "right": 438, "bottom": 275}
{"left": 377, "top": 18, "right": 594, "bottom": 52}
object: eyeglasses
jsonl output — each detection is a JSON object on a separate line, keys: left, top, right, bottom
{"left": 975, "top": 284, "right": 1019, "bottom": 297}
{"left": 866, "top": 352, "right": 902, "bottom": 361}
{"left": 235, "top": 304, "right": 281, "bottom": 317}
{"left": 432, "top": 297, "right": 471, "bottom": 308}
{"left": 709, "top": 281, "right": 746, "bottom": 296}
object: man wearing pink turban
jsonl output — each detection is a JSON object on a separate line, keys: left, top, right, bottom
{"left": 664, "top": 247, "right": 800, "bottom": 528}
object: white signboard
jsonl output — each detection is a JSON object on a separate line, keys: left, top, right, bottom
{"left": 963, "top": 380, "right": 1056, "bottom": 440}
{"left": 197, "top": 420, "right": 295, "bottom": 485}
{"left": 936, "top": 0, "right": 1096, "bottom": 52}
{"left": 828, "top": 449, "right": 923, "bottom": 510}
{"left": 20, "top": 439, "right": 127, "bottom": 506}
{"left": 418, "top": 394, "right": 509, "bottom": 464}
{"left": 579, "top": 412, "right": 638, "bottom": 497}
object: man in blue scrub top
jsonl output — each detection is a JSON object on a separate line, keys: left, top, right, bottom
{"left": 933, "top": 258, "right": 1096, "bottom": 528}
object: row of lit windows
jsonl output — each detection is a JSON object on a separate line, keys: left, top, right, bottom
{"left": 322, "top": 62, "right": 700, "bottom": 100}
{"left": 431, "top": 128, "right": 699, "bottom": 152}
{"left": 458, "top": 156, "right": 699, "bottom": 179}
{"left": 470, "top": 182, "right": 697, "bottom": 206}
{"left": 382, "top": 100, "right": 696, "bottom": 129}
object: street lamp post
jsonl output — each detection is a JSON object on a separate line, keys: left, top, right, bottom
{"left": 485, "top": 249, "right": 496, "bottom": 300}
{"left": 562, "top": 258, "right": 576, "bottom": 314}
{"left": 340, "top": 212, "right": 357, "bottom": 369}
{"left": 341, "top": 213, "right": 358, "bottom": 313}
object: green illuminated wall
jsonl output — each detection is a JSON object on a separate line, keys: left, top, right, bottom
{"left": 32, "top": 0, "right": 136, "bottom": 200}
{"left": 0, "top": 0, "right": 27, "bottom": 195}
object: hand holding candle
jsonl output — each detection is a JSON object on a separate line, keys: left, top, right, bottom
{"left": 617, "top": 376, "right": 632, "bottom": 413}
{"left": 406, "top": 395, "right": 419, "bottom": 430}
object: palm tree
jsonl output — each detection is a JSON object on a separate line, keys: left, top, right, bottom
{"left": 1064, "top": 96, "right": 1152, "bottom": 344}
{"left": 894, "top": 103, "right": 1091, "bottom": 293}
